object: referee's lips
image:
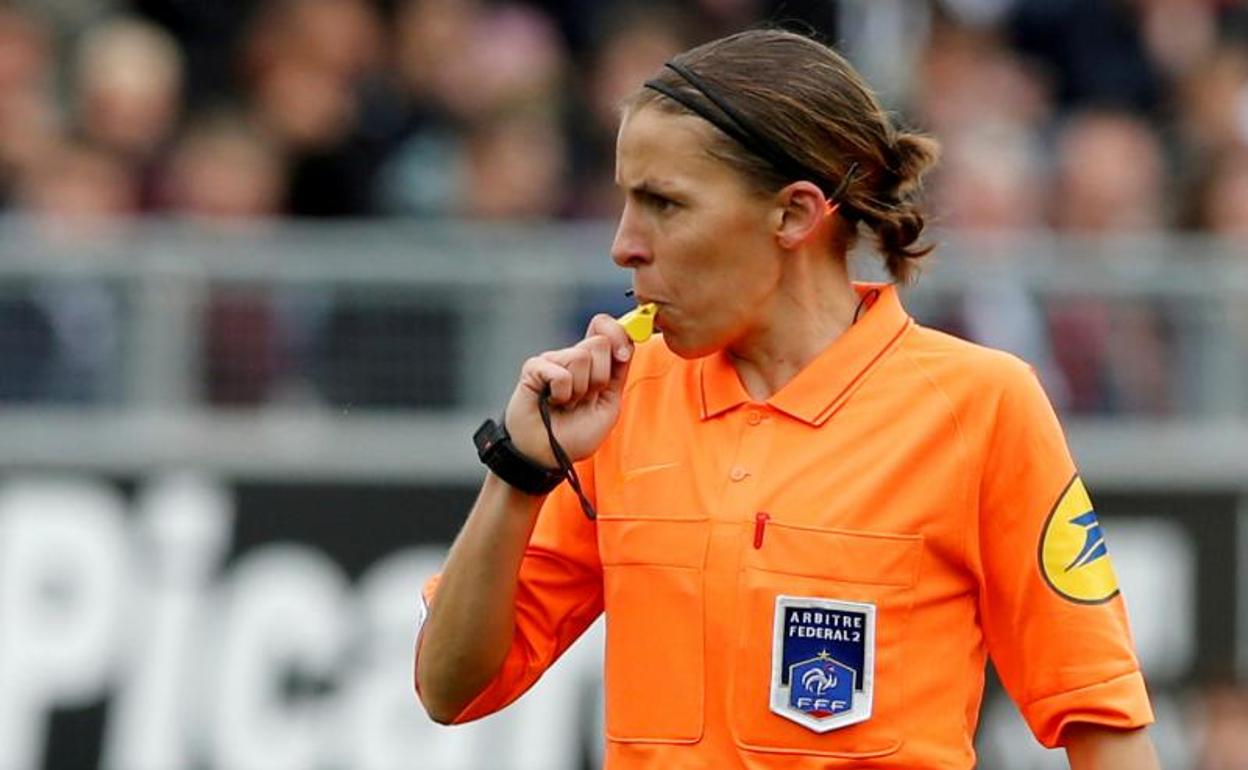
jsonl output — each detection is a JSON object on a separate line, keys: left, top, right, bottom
{"left": 629, "top": 292, "right": 665, "bottom": 329}
{"left": 630, "top": 293, "right": 665, "bottom": 310}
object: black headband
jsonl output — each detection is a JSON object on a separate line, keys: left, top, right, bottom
{"left": 644, "top": 61, "right": 854, "bottom": 202}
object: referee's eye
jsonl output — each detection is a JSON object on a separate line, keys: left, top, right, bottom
{"left": 640, "top": 191, "right": 677, "bottom": 214}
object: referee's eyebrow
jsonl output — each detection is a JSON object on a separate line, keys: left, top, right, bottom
{"left": 617, "top": 178, "right": 681, "bottom": 197}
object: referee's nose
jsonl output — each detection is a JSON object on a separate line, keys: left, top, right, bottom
{"left": 611, "top": 202, "right": 653, "bottom": 269}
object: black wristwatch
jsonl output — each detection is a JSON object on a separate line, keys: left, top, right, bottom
{"left": 473, "top": 418, "right": 564, "bottom": 495}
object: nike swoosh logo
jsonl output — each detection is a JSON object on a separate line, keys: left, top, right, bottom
{"left": 622, "top": 461, "right": 679, "bottom": 480}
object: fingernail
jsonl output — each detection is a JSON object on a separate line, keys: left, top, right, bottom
{"left": 617, "top": 346, "right": 631, "bottom": 361}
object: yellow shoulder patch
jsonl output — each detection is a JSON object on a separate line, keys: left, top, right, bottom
{"left": 1038, "top": 475, "right": 1119, "bottom": 604}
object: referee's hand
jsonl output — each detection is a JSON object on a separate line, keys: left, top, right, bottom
{"left": 504, "top": 314, "right": 634, "bottom": 470}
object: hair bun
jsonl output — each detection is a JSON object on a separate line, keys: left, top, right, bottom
{"left": 891, "top": 132, "right": 941, "bottom": 200}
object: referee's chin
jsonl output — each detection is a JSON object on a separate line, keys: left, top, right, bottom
{"left": 658, "top": 327, "right": 721, "bottom": 361}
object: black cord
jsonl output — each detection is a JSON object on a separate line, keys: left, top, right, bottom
{"left": 853, "top": 288, "right": 880, "bottom": 323}
{"left": 538, "top": 387, "right": 597, "bottom": 520}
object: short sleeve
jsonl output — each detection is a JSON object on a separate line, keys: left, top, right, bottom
{"left": 419, "top": 461, "right": 604, "bottom": 724}
{"left": 976, "top": 361, "right": 1153, "bottom": 747}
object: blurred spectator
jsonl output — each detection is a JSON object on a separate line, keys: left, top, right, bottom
{"left": 73, "top": 18, "right": 183, "bottom": 164}
{"left": 70, "top": 16, "right": 183, "bottom": 213}
{"left": 160, "top": 110, "right": 286, "bottom": 222}
{"left": 916, "top": 21, "right": 1053, "bottom": 140}
{"left": 394, "top": 0, "right": 571, "bottom": 121}
{"left": 15, "top": 139, "right": 138, "bottom": 228}
{"left": 274, "top": 0, "right": 384, "bottom": 80}
{"left": 243, "top": 0, "right": 385, "bottom": 140}
{"left": 161, "top": 110, "right": 291, "bottom": 405}
{"left": 916, "top": 21, "right": 1074, "bottom": 405}
{"left": 1138, "top": 0, "right": 1220, "bottom": 81}
{"left": 931, "top": 122, "right": 1073, "bottom": 407}
{"left": 1193, "top": 148, "right": 1248, "bottom": 235}
{"left": 450, "top": 3, "right": 566, "bottom": 122}
{"left": 582, "top": 7, "right": 688, "bottom": 130}
{"left": 393, "top": 0, "right": 484, "bottom": 120}
{"left": 566, "top": 5, "right": 688, "bottom": 217}
{"left": 0, "top": 5, "right": 52, "bottom": 95}
{"left": 376, "top": 0, "right": 480, "bottom": 215}
{"left": 933, "top": 123, "right": 1048, "bottom": 232}
{"left": 251, "top": 53, "right": 357, "bottom": 155}
{"left": 1046, "top": 110, "right": 1174, "bottom": 415}
{"left": 1052, "top": 110, "right": 1167, "bottom": 232}
{"left": 7, "top": 140, "right": 130, "bottom": 405}
{"left": 243, "top": 0, "right": 399, "bottom": 216}
{"left": 462, "top": 109, "right": 568, "bottom": 219}
{"left": 374, "top": 128, "right": 464, "bottom": 216}
{"left": 1175, "top": 45, "right": 1248, "bottom": 164}
{"left": 0, "top": 7, "right": 57, "bottom": 210}
{"left": 382, "top": 1, "right": 569, "bottom": 217}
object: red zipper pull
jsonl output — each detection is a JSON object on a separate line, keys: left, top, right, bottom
{"left": 753, "top": 512, "right": 770, "bottom": 549}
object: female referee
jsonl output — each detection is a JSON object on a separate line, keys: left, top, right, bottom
{"left": 415, "top": 29, "right": 1159, "bottom": 769}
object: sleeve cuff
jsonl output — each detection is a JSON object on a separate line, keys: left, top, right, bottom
{"left": 1022, "top": 669, "right": 1155, "bottom": 748}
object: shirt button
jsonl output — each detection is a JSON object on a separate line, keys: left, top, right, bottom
{"left": 730, "top": 467, "right": 749, "bottom": 482}
{"left": 747, "top": 411, "right": 763, "bottom": 426}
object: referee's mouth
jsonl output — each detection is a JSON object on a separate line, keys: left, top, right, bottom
{"left": 631, "top": 295, "right": 665, "bottom": 330}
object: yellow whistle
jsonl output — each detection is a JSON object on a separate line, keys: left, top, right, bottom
{"left": 617, "top": 303, "right": 658, "bottom": 343}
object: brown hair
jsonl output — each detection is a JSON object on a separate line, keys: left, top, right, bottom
{"left": 628, "top": 29, "right": 940, "bottom": 283}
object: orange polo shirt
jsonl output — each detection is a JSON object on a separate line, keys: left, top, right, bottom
{"left": 421, "top": 283, "right": 1153, "bottom": 769}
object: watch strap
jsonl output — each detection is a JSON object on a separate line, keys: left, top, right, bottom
{"left": 473, "top": 418, "right": 564, "bottom": 495}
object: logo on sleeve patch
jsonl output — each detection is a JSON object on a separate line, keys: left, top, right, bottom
{"left": 771, "top": 596, "right": 875, "bottom": 732}
{"left": 1038, "top": 475, "right": 1120, "bottom": 604}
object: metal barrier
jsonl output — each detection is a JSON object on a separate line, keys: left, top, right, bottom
{"left": 0, "top": 217, "right": 1245, "bottom": 488}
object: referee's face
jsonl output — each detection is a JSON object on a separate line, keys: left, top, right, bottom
{"left": 612, "top": 106, "right": 785, "bottom": 359}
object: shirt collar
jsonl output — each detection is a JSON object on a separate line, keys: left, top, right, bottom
{"left": 698, "top": 282, "right": 912, "bottom": 425}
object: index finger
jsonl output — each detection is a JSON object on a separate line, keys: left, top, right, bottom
{"left": 585, "top": 313, "right": 633, "bottom": 362}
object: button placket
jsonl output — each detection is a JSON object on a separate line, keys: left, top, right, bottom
{"left": 725, "top": 405, "right": 774, "bottom": 490}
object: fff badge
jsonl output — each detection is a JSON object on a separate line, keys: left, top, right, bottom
{"left": 771, "top": 595, "right": 876, "bottom": 733}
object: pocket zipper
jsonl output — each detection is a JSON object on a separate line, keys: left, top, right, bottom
{"left": 753, "top": 511, "right": 770, "bottom": 549}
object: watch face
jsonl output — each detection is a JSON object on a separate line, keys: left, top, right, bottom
{"left": 474, "top": 419, "right": 502, "bottom": 457}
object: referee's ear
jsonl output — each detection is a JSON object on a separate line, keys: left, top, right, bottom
{"left": 774, "top": 180, "right": 836, "bottom": 250}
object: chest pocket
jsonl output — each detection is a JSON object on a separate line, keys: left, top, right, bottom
{"left": 730, "top": 520, "right": 923, "bottom": 758}
{"left": 597, "top": 463, "right": 709, "bottom": 744}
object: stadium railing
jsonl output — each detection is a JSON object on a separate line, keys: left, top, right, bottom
{"left": 0, "top": 216, "right": 1244, "bottom": 490}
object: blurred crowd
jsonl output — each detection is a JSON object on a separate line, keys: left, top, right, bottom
{"left": 3, "top": 0, "right": 1247, "bottom": 228}
{"left": 0, "top": 0, "right": 1247, "bottom": 414}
